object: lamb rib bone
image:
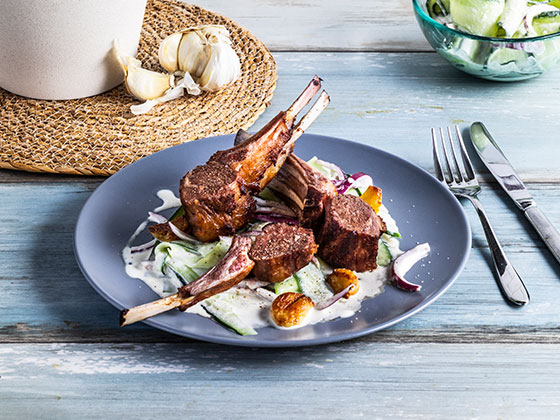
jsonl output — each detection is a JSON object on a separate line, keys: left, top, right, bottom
{"left": 209, "top": 77, "right": 328, "bottom": 193}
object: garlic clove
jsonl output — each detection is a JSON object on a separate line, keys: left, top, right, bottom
{"left": 200, "top": 25, "right": 232, "bottom": 43}
{"left": 158, "top": 32, "right": 183, "bottom": 73}
{"left": 177, "top": 30, "right": 210, "bottom": 79}
{"left": 125, "top": 64, "right": 172, "bottom": 100}
{"left": 198, "top": 41, "right": 241, "bottom": 92}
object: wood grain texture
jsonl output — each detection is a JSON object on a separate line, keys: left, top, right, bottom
{"left": 1, "top": 182, "right": 559, "bottom": 344}
{"left": 197, "top": 0, "right": 432, "bottom": 51}
{"left": 1, "top": 343, "right": 559, "bottom": 418}
{"left": 2, "top": 8, "right": 560, "bottom": 414}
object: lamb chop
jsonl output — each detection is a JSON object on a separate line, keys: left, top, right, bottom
{"left": 180, "top": 162, "right": 255, "bottom": 242}
{"left": 317, "top": 194, "right": 387, "bottom": 272}
{"left": 120, "top": 235, "right": 254, "bottom": 326}
{"left": 180, "top": 76, "right": 330, "bottom": 242}
{"left": 249, "top": 222, "right": 317, "bottom": 283}
{"left": 210, "top": 76, "right": 326, "bottom": 193}
{"left": 121, "top": 222, "right": 319, "bottom": 325}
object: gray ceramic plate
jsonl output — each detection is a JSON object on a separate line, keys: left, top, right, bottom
{"left": 74, "top": 134, "right": 471, "bottom": 347}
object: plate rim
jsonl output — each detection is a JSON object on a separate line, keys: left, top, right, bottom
{"left": 74, "top": 133, "right": 471, "bottom": 348}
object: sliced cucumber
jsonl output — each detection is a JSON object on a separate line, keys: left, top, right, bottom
{"left": 428, "top": 0, "right": 451, "bottom": 16}
{"left": 295, "top": 262, "right": 332, "bottom": 302}
{"left": 154, "top": 236, "right": 236, "bottom": 286}
{"left": 497, "top": 0, "right": 527, "bottom": 37}
{"left": 274, "top": 276, "right": 301, "bottom": 294}
{"left": 532, "top": 10, "right": 560, "bottom": 35}
{"left": 202, "top": 296, "right": 257, "bottom": 336}
{"left": 487, "top": 47, "right": 529, "bottom": 67}
{"left": 192, "top": 236, "right": 232, "bottom": 269}
{"left": 307, "top": 156, "right": 341, "bottom": 179}
{"left": 377, "top": 239, "right": 393, "bottom": 267}
{"left": 155, "top": 242, "right": 199, "bottom": 265}
{"left": 164, "top": 259, "right": 199, "bottom": 284}
{"left": 450, "top": 0, "right": 505, "bottom": 36}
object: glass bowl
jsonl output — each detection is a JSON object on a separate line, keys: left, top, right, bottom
{"left": 412, "top": 0, "right": 560, "bottom": 81}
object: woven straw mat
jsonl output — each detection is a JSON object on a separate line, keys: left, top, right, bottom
{"left": 0, "top": 0, "right": 277, "bottom": 175}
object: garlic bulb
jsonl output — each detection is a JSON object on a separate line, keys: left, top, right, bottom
{"left": 158, "top": 25, "right": 241, "bottom": 92}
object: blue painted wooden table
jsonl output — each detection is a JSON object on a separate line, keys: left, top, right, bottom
{"left": 2, "top": 1, "right": 560, "bottom": 418}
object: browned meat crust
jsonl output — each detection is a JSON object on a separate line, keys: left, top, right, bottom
{"left": 317, "top": 194, "right": 386, "bottom": 272}
{"left": 249, "top": 223, "right": 317, "bottom": 283}
{"left": 177, "top": 235, "right": 255, "bottom": 310}
{"left": 148, "top": 215, "right": 190, "bottom": 242}
{"left": 268, "top": 154, "right": 337, "bottom": 229}
{"left": 180, "top": 162, "right": 255, "bottom": 242}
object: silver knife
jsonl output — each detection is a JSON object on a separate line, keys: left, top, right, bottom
{"left": 470, "top": 122, "right": 560, "bottom": 265}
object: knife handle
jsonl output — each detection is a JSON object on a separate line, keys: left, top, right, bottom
{"left": 524, "top": 205, "right": 560, "bottom": 265}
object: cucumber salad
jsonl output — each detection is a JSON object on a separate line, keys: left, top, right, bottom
{"left": 424, "top": 0, "right": 560, "bottom": 79}
{"left": 122, "top": 158, "right": 419, "bottom": 336}
{"left": 428, "top": 0, "right": 560, "bottom": 37}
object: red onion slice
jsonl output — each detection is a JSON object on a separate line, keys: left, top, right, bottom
{"left": 392, "top": 243, "right": 431, "bottom": 292}
{"left": 254, "top": 287, "right": 277, "bottom": 302}
{"left": 253, "top": 214, "right": 299, "bottom": 225}
{"left": 148, "top": 211, "right": 168, "bottom": 224}
{"left": 148, "top": 211, "right": 198, "bottom": 244}
{"left": 168, "top": 222, "right": 199, "bottom": 244}
{"left": 255, "top": 197, "right": 297, "bottom": 217}
{"left": 315, "top": 285, "right": 354, "bottom": 310}
{"left": 240, "top": 279, "right": 270, "bottom": 290}
{"left": 335, "top": 172, "right": 374, "bottom": 194}
{"left": 130, "top": 239, "right": 157, "bottom": 253}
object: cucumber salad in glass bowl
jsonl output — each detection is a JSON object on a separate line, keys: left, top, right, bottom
{"left": 413, "top": 0, "right": 560, "bottom": 80}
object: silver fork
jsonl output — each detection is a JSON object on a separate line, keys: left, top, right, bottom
{"left": 432, "top": 126, "right": 530, "bottom": 306}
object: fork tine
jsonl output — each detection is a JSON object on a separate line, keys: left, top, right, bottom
{"left": 438, "top": 127, "right": 457, "bottom": 184}
{"left": 455, "top": 126, "right": 476, "bottom": 181}
{"left": 446, "top": 126, "right": 464, "bottom": 183}
{"left": 431, "top": 128, "right": 445, "bottom": 182}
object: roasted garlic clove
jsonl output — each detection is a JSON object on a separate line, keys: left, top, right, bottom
{"left": 271, "top": 292, "right": 314, "bottom": 328}
{"left": 327, "top": 268, "right": 359, "bottom": 299}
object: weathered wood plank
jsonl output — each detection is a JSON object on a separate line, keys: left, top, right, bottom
{"left": 1, "top": 182, "right": 559, "bottom": 343}
{"left": 198, "top": 0, "right": 431, "bottom": 51}
{"left": 1, "top": 342, "right": 559, "bottom": 418}
{"left": 3, "top": 53, "right": 558, "bottom": 184}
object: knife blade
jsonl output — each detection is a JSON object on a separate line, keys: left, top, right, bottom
{"left": 470, "top": 122, "right": 560, "bottom": 265}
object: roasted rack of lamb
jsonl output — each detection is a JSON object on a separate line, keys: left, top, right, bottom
{"left": 120, "top": 76, "right": 387, "bottom": 327}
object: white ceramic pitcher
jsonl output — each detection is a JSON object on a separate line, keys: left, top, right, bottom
{"left": 0, "top": 0, "right": 147, "bottom": 100}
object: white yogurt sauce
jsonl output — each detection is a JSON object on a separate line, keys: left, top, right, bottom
{"left": 154, "top": 189, "right": 181, "bottom": 212}
{"left": 122, "top": 190, "right": 403, "bottom": 332}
